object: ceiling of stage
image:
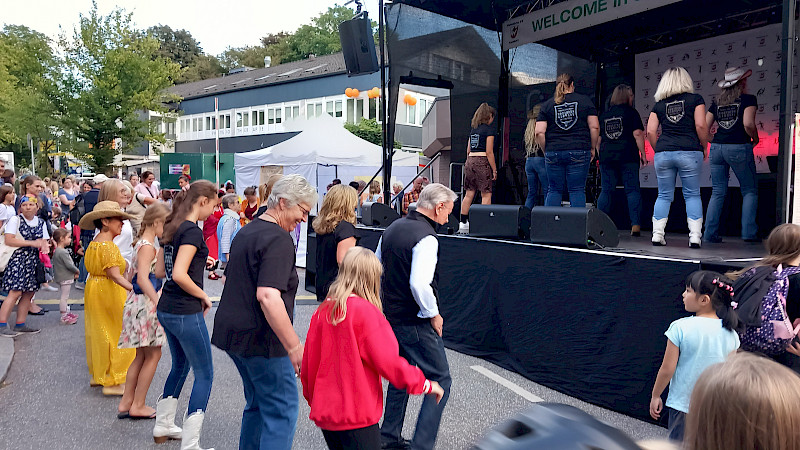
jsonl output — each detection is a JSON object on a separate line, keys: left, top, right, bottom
{"left": 392, "top": 0, "right": 785, "bottom": 62}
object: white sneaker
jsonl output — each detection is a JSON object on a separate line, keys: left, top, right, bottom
{"left": 42, "top": 284, "right": 58, "bottom": 292}
{"left": 458, "top": 222, "right": 469, "bottom": 234}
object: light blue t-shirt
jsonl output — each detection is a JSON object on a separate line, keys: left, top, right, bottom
{"left": 664, "top": 316, "right": 740, "bottom": 413}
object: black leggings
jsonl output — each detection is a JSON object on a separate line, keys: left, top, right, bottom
{"left": 322, "top": 424, "right": 381, "bottom": 450}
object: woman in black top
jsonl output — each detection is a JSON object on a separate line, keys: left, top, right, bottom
{"left": 647, "top": 67, "right": 709, "bottom": 248}
{"left": 211, "top": 174, "right": 318, "bottom": 449}
{"left": 597, "top": 85, "right": 647, "bottom": 236}
{"left": 704, "top": 67, "right": 759, "bottom": 243}
{"left": 153, "top": 180, "right": 218, "bottom": 448}
{"left": 459, "top": 103, "right": 498, "bottom": 233}
{"left": 312, "top": 184, "right": 358, "bottom": 302}
{"left": 535, "top": 73, "right": 600, "bottom": 207}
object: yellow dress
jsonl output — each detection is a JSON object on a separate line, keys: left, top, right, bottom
{"left": 83, "top": 240, "right": 135, "bottom": 387}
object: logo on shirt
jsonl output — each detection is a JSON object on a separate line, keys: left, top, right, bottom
{"left": 665, "top": 100, "right": 685, "bottom": 124}
{"left": 163, "top": 245, "right": 174, "bottom": 282}
{"left": 604, "top": 117, "right": 623, "bottom": 139}
{"left": 469, "top": 133, "right": 480, "bottom": 150}
{"left": 554, "top": 102, "right": 578, "bottom": 131}
{"left": 716, "top": 103, "right": 740, "bottom": 129}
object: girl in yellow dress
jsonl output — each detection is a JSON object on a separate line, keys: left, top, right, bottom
{"left": 79, "top": 201, "right": 136, "bottom": 396}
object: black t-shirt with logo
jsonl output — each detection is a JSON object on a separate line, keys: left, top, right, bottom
{"left": 709, "top": 94, "right": 758, "bottom": 145}
{"left": 652, "top": 92, "right": 705, "bottom": 152}
{"left": 158, "top": 220, "right": 209, "bottom": 315}
{"left": 537, "top": 92, "right": 598, "bottom": 152}
{"left": 314, "top": 221, "right": 358, "bottom": 302}
{"left": 599, "top": 104, "right": 644, "bottom": 164}
{"left": 469, "top": 123, "right": 495, "bottom": 154}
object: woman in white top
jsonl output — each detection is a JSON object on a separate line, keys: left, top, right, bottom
{"left": 98, "top": 179, "right": 135, "bottom": 271}
{"left": 0, "top": 186, "right": 16, "bottom": 229}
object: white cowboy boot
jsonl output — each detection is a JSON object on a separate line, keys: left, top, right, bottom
{"left": 181, "top": 411, "right": 215, "bottom": 450}
{"left": 652, "top": 217, "right": 667, "bottom": 246}
{"left": 688, "top": 218, "right": 703, "bottom": 249}
{"left": 152, "top": 396, "right": 182, "bottom": 443}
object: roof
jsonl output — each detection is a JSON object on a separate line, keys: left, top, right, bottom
{"left": 169, "top": 52, "right": 349, "bottom": 101}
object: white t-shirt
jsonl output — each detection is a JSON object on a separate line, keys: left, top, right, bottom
{"left": 0, "top": 204, "right": 16, "bottom": 224}
{"left": 4, "top": 215, "right": 50, "bottom": 240}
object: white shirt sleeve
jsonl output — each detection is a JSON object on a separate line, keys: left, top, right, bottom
{"left": 375, "top": 236, "right": 382, "bottom": 262}
{"left": 4, "top": 215, "right": 20, "bottom": 235}
{"left": 40, "top": 218, "right": 49, "bottom": 240}
{"left": 113, "top": 220, "right": 133, "bottom": 267}
{"left": 409, "top": 235, "right": 440, "bottom": 319}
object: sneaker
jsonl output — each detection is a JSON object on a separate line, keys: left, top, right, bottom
{"left": 74, "top": 282, "right": 85, "bottom": 290}
{"left": 41, "top": 284, "right": 58, "bottom": 292}
{"left": 13, "top": 325, "right": 40, "bottom": 334}
{"left": 382, "top": 439, "right": 412, "bottom": 450}
{"left": 0, "top": 327, "right": 19, "bottom": 338}
{"left": 458, "top": 221, "right": 469, "bottom": 234}
{"left": 60, "top": 313, "right": 78, "bottom": 325}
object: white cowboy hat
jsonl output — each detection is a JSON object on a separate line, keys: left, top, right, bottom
{"left": 78, "top": 200, "right": 134, "bottom": 230}
{"left": 718, "top": 67, "right": 753, "bottom": 88}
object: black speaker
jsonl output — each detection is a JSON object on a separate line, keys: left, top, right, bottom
{"left": 339, "top": 16, "right": 379, "bottom": 76}
{"left": 469, "top": 205, "right": 531, "bottom": 240}
{"left": 362, "top": 202, "right": 399, "bottom": 228}
{"left": 530, "top": 207, "right": 619, "bottom": 249}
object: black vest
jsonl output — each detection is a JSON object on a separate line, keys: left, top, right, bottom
{"left": 380, "top": 210, "right": 440, "bottom": 325}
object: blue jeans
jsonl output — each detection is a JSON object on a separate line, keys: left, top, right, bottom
{"left": 704, "top": 143, "right": 758, "bottom": 241}
{"left": 381, "top": 322, "right": 451, "bottom": 450}
{"left": 597, "top": 162, "right": 642, "bottom": 227}
{"left": 228, "top": 353, "right": 298, "bottom": 450}
{"left": 525, "top": 156, "right": 549, "bottom": 209}
{"left": 653, "top": 151, "right": 703, "bottom": 221}
{"left": 668, "top": 408, "right": 686, "bottom": 442}
{"left": 544, "top": 150, "right": 591, "bottom": 207}
{"left": 157, "top": 311, "right": 214, "bottom": 414}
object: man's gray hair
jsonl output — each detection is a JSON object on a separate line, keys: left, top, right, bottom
{"left": 416, "top": 183, "right": 456, "bottom": 209}
{"left": 221, "top": 194, "right": 239, "bottom": 209}
{"left": 267, "top": 174, "right": 319, "bottom": 210}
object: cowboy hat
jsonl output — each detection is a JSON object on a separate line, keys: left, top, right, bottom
{"left": 718, "top": 67, "right": 753, "bottom": 88}
{"left": 78, "top": 200, "right": 135, "bottom": 230}
{"left": 93, "top": 174, "right": 109, "bottom": 184}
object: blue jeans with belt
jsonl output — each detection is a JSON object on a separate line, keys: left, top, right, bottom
{"left": 157, "top": 311, "right": 214, "bottom": 414}
{"left": 228, "top": 353, "right": 298, "bottom": 450}
{"left": 704, "top": 143, "right": 758, "bottom": 241}
{"left": 653, "top": 151, "right": 703, "bottom": 221}
{"left": 525, "top": 156, "right": 549, "bottom": 209}
{"left": 544, "top": 150, "right": 591, "bottom": 207}
{"left": 381, "top": 322, "right": 451, "bottom": 450}
{"left": 597, "top": 161, "right": 642, "bottom": 227}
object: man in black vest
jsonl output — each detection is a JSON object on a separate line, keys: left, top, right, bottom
{"left": 378, "top": 183, "right": 456, "bottom": 450}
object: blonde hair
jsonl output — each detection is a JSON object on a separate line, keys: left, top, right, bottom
{"left": 654, "top": 67, "right": 693, "bottom": 101}
{"left": 324, "top": 247, "right": 382, "bottom": 325}
{"left": 369, "top": 180, "right": 381, "bottom": 195}
{"left": 99, "top": 179, "right": 126, "bottom": 204}
{"left": 471, "top": 103, "right": 495, "bottom": 129}
{"left": 610, "top": 84, "right": 634, "bottom": 106}
{"left": 718, "top": 78, "right": 746, "bottom": 107}
{"left": 684, "top": 352, "right": 800, "bottom": 450}
{"left": 259, "top": 174, "right": 282, "bottom": 205}
{"left": 135, "top": 202, "right": 170, "bottom": 243}
{"left": 554, "top": 73, "right": 574, "bottom": 104}
{"left": 729, "top": 223, "right": 800, "bottom": 279}
{"left": 524, "top": 104, "right": 542, "bottom": 153}
{"left": 312, "top": 184, "right": 357, "bottom": 235}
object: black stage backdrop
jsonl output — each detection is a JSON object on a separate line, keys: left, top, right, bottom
{"left": 358, "top": 227, "right": 697, "bottom": 424}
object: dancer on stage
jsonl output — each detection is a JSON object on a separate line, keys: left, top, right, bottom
{"left": 523, "top": 105, "right": 548, "bottom": 209}
{"left": 704, "top": 67, "right": 759, "bottom": 243}
{"left": 458, "top": 103, "right": 497, "bottom": 234}
{"left": 647, "top": 67, "right": 709, "bottom": 248}
{"left": 535, "top": 73, "right": 599, "bottom": 207}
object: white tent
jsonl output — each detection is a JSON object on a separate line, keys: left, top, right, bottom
{"left": 234, "top": 115, "right": 420, "bottom": 266}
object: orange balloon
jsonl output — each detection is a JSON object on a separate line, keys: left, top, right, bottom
{"left": 345, "top": 88, "right": 353, "bottom": 97}
{"left": 403, "top": 93, "right": 411, "bottom": 104}
{"left": 408, "top": 95, "right": 417, "bottom": 106}
{"left": 372, "top": 87, "right": 380, "bottom": 97}
{"left": 351, "top": 89, "right": 360, "bottom": 97}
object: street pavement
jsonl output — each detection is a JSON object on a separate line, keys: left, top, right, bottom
{"left": 0, "top": 271, "right": 666, "bottom": 449}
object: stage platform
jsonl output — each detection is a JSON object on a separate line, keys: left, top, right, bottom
{"left": 601, "top": 232, "right": 765, "bottom": 266}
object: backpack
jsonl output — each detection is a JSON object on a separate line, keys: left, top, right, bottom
{"left": 736, "top": 265, "right": 800, "bottom": 356}
{"left": 69, "top": 193, "right": 85, "bottom": 226}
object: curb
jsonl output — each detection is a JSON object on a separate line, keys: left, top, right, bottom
{"left": 0, "top": 337, "right": 12, "bottom": 384}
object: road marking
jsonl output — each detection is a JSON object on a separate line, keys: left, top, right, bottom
{"left": 31, "top": 294, "right": 316, "bottom": 305}
{"left": 470, "top": 365, "right": 543, "bottom": 403}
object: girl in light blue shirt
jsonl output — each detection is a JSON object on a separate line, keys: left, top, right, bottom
{"left": 650, "top": 270, "right": 741, "bottom": 442}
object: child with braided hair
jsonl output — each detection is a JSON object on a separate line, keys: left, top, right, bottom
{"left": 649, "top": 270, "right": 742, "bottom": 442}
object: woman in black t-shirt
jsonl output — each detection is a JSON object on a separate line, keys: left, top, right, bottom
{"left": 535, "top": 73, "right": 600, "bottom": 207}
{"left": 647, "top": 67, "right": 710, "bottom": 248}
{"left": 704, "top": 67, "right": 759, "bottom": 244}
{"left": 312, "top": 184, "right": 358, "bottom": 302}
{"left": 459, "top": 103, "right": 497, "bottom": 233}
{"left": 153, "top": 180, "right": 218, "bottom": 448}
{"left": 597, "top": 84, "right": 647, "bottom": 236}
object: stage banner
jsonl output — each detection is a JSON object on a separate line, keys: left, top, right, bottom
{"left": 635, "top": 24, "right": 783, "bottom": 188}
{"left": 502, "top": 0, "right": 679, "bottom": 50}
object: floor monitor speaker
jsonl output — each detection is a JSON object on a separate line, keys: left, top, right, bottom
{"left": 469, "top": 205, "right": 531, "bottom": 240}
{"left": 339, "top": 17, "right": 379, "bottom": 76}
{"left": 362, "top": 202, "right": 399, "bottom": 228}
{"left": 530, "top": 207, "right": 619, "bottom": 249}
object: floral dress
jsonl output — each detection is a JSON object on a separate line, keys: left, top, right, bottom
{"left": 118, "top": 240, "right": 166, "bottom": 348}
{"left": 1, "top": 216, "right": 44, "bottom": 292}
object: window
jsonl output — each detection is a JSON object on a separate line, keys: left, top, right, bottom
{"left": 180, "top": 120, "right": 185, "bottom": 133}
{"left": 243, "top": 112, "right": 250, "bottom": 127}
{"left": 315, "top": 103, "right": 322, "bottom": 117}
{"left": 268, "top": 109, "right": 275, "bottom": 124}
{"left": 220, "top": 114, "right": 231, "bottom": 129}
{"left": 346, "top": 99, "right": 355, "bottom": 124}
{"left": 205, "top": 117, "right": 211, "bottom": 130}
{"left": 307, "top": 104, "right": 315, "bottom": 118}
{"left": 326, "top": 101, "right": 334, "bottom": 117}
{"left": 198, "top": 118, "right": 204, "bottom": 131}
{"left": 368, "top": 98, "right": 377, "bottom": 120}
{"left": 259, "top": 110, "right": 265, "bottom": 126}
{"left": 419, "top": 99, "right": 428, "bottom": 119}
{"left": 407, "top": 103, "right": 417, "bottom": 124}
{"left": 236, "top": 112, "right": 243, "bottom": 127}
{"left": 356, "top": 99, "right": 364, "bottom": 124}
{"left": 210, "top": 117, "right": 216, "bottom": 130}
{"left": 335, "top": 100, "right": 343, "bottom": 118}
{"left": 275, "top": 108, "right": 282, "bottom": 124}
{"left": 192, "top": 118, "right": 198, "bottom": 132}
{"left": 292, "top": 106, "right": 299, "bottom": 117}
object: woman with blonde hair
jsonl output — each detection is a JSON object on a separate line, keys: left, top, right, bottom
{"left": 459, "top": 102, "right": 497, "bottom": 233}
{"left": 523, "top": 104, "right": 548, "bottom": 209}
{"left": 647, "top": 67, "right": 709, "bottom": 248}
{"left": 255, "top": 173, "right": 283, "bottom": 217}
{"left": 368, "top": 180, "right": 383, "bottom": 203}
{"left": 301, "top": 247, "right": 443, "bottom": 449}
{"left": 684, "top": 352, "right": 800, "bottom": 450}
{"left": 312, "top": 184, "right": 358, "bottom": 302}
{"left": 535, "top": 73, "right": 600, "bottom": 207}
{"left": 99, "top": 178, "right": 135, "bottom": 271}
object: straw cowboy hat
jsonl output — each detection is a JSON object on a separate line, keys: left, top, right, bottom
{"left": 718, "top": 67, "right": 752, "bottom": 88}
{"left": 78, "top": 200, "right": 134, "bottom": 230}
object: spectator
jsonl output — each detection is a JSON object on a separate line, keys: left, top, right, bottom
{"left": 160, "top": 189, "right": 173, "bottom": 207}
{"left": 367, "top": 180, "right": 383, "bottom": 203}
{"left": 122, "top": 180, "right": 156, "bottom": 237}
{"left": 75, "top": 176, "right": 104, "bottom": 290}
{"left": 402, "top": 178, "right": 424, "bottom": 216}
{"left": 129, "top": 173, "right": 140, "bottom": 188}
{"left": 0, "top": 185, "right": 16, "bottom": 229}
{"left": 203, "top": 192, "right": 224, "bottom": 281}
{"left": 58, "top": 177, "right": 79, "bottom": 214}
{"left": 51, "top": 228, "right": 79, "bottom": 325}
{"left": 178, "top": 175, "right": 191, "bottom": 191}
{"left": 135, "top": 171, "right": 159, "bottom": 199}
{"left": 216, "top": 194, "right": 241, "bottom": 271}
{"left": 240, "top": 186, "right": 258, "bottom": 224}
{"left": 255, "top": 174, "right": 282, "bottom": 217}
{"left": 81, "top": 179, "right": 94, "bottom": 193}
{"left": 312, "top": 184, "right": 358, "bottom": 302}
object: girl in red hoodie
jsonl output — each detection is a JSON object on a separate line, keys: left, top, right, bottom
{"left": 302, "top": 247, "right": 444, "bottom": 450}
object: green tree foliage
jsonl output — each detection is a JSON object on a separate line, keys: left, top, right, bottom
{"left": 219, "top": 45, "right": 272, "bottom": 72}
{"left": 344, "top": 119, "right": 400, "bottom": 149}
{"left": 53, "top": 3, "right": 181, "bottom": 171}
{"left": 181, "top": 54, "right": 225, "bottom": 83}
{"left": 147, "top": 24, "right": 202, "bottom": 67}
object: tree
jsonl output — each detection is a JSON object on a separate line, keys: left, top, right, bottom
{"left": 147, "top": 24, "right": 203, "bottom": 68}
{"left": 219, "top": 45, "right": 272, "bottom": 72}
{"left": 344, "top": 119, "right": 400, "bottom": 148}
{"left": 53, "top": 2, "right": 181, "bottom": 171}
{"left": 180, "top": 54, "right": 224, "bottom": 83}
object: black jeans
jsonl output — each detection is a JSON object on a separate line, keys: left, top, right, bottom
{"left": 380, "top": 322, "right": 451, "bottom": 450}
{"left": 322, "top": 424, "right": 380, "bottom": 450}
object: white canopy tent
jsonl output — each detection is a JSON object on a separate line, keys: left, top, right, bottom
{"left": 234, "top": 115, "right": 420, "bottom": 266}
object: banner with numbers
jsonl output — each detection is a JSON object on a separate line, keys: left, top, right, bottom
{"left": 635, "top": 24, "right": 784, "bottom": 187}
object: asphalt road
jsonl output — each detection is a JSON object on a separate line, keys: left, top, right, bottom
{"left": 0, "top": 273, "right": 666, "bottom": 449}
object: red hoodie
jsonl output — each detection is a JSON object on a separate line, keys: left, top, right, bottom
{"left": 301, "top": 295, "right": 428, "bottom": 431}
